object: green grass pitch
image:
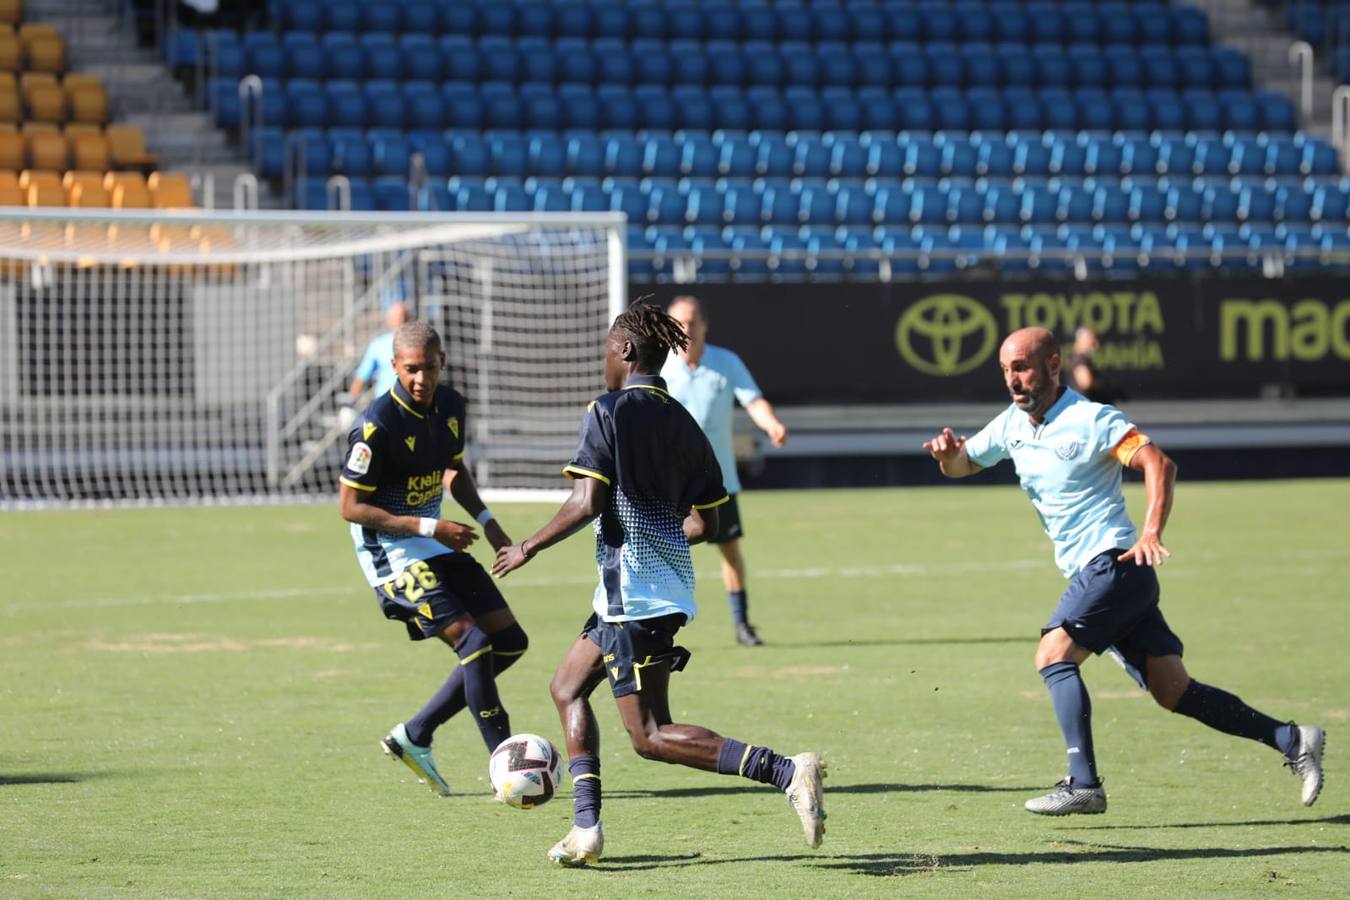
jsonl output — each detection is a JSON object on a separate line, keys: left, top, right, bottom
{"left": 2, "top": 480, "right": 1348, "bottom": 897}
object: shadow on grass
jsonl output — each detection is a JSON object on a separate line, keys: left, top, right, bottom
{"left": 604, "top": 782, "right": 1040, "bottom": 799}
{"left": 0, "top": 773, "right": 104, "bottom": 785}
{"left": 1071, "top": 814, "right": 1350, "bottom": 831}
{"left": 600, "top": 841, "right": 1350, "bottom": 875}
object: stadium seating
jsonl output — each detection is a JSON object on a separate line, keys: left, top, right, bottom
{"left": 175, "top": 0, "right": 1350, "bottom": 276}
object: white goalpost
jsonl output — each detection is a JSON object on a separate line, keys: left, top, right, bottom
{"left": 0, "top": 209, "right": 627, "bottom": 508}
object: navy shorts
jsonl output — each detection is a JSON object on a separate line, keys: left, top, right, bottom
{"left": 707, "top": 493, "right": 743, "bottom": 544}
{"left": 1045, "top": 549, "right": 1184, "bottom": 688}
{"left": 375, "top": 553, "right": 508, "bottom": 641}
{"left": 582, "top": 612, "right": 691, "bottom": 698}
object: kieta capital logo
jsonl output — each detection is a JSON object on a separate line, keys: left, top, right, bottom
{"left": 895, "top": 294, "right": 999, "bottom": 376}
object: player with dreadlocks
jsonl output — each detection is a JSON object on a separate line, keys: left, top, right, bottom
{"left": 493, "top": 301, "right": 826, "bottom": 867}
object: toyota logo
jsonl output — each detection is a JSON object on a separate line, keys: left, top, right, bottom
{"left": 895, "top": 294, "right": 999, "bottom": 376}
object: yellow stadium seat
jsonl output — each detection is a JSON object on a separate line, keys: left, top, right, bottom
{"left": 25, "top": 37, "right": 64, "bottom": 74}
{"left": 0, "top": 34, "right": 18, "bottom": 73}
{"left": 69, "top": 180, "right": 110, "bottom": 208}
{"left": 71, "top": 131, "right": 108, "bottom": 171}
{"left": 18, "top": 23, "right": 58, "bottom": 44}
{"left": 148, "top": 171, "right": 193, "bottom": 209}
{"left": 0, "top": 167, "right": 19, "bottom": 205}
{"left": 106, "top": 125, "right": 157, "bottom": 169}
{"left": 0, "top": 88, "right": 18, "bottom": 124}
{"left": 0, "top": 71, "right": 13, "bottom": 91}
{"left": 26, "top": 180, "right": 64, "bottom": 207}
{"left": 62, "top": 120, "right": 97, "bottom": 146}
{"left": 19, "top": 168, "right": 59, "bottom": 190}
{"left": 105, "top": 170, "right": 146, "bottom": 191}
{"left": 0, "top": 0, "right": 19, "bottom": 28}
{"left": 25, "top": 82, "right": 65, "bottom": 123}
{"left": 112, "top": 180, "right": 150, "bottom": 209}
{"left": 61, "top": 169, "right": 101, "bottom": 191}
{"left": 0, "top": 127, "right": 19, "bottom": 169}
{"left": 19, "top": 70, "right": 55, "bottom": 95}
{"left": 67, "top": 85, "right": 106, "bottom": 124}
{"left": 27, "top": 131, "right": 65, "bottom": 170}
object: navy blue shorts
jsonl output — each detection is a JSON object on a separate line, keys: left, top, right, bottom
{"left": 582, "top": 612, "right": 691, "bottom": 698}
{"left": 708, "top": 493, "right": 743, "bottom": 544}
{"left": 1045, "top": 549, "right": 1184, "bottom": 688}
{"left": 375, "top": 553, "right": 508, "bottom": 641}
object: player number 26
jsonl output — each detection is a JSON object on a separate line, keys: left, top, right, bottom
{"left": 383, "top": 560, "right": 439, "bottom": 602}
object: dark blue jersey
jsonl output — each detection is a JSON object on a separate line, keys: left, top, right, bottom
{"left": 564, "top": 374, "right": 728, "bottom": 621}
{"left": 340, "top": 380, "right": 467, "bottom": 586}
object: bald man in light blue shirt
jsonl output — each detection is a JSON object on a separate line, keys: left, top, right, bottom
{"left": 663, "top": 296, "right": 788, "bottom": 647}
{"left": 925, "top": 326, "right": 1323, "bottom": 816}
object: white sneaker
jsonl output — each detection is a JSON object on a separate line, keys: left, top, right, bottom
{"left": 785, "top": 752, "right": 827, "bottom": 848}
{"left": 548, "top": 822, "right": 604, "bottom": 867}
{"left": 380, "top": 723, "right": 450, "bottom": 797}
{"left": 1285, "top": 724, "right": 1325, "bottom": 806}
{"left": 1024, "top": 778, "right": 1107, "bottom": 815}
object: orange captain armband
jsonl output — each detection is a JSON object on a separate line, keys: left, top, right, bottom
{"left": 1112, "top": 429, "right": 1152, "bottom": 466}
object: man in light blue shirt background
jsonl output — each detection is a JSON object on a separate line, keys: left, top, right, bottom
{"left": 924, "top": 326, "right": 1323, "bottom": 817}
{"left": 663, "top": 296, "right": 789, "bottom": 647}
{"left": 350, "top": 303, "right": 409, "bottom": 401}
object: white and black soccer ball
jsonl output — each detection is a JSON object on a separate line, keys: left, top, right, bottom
{"left": 489, "top": 733, "right": 564, "bottom": 809}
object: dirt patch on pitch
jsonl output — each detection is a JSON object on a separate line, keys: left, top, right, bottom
{"left": 83, "top": 634, "right": 379, "bottom": 654}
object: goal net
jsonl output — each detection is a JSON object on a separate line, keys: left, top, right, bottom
{"left": 0, "top": 209, "right": 626, "bottom": 508}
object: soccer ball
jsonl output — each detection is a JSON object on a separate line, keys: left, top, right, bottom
{"left": 489, "top": 733, "right": 564, "bottom": 809}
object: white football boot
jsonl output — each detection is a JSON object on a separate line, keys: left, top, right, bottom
{"left": 785, "top": 752, "right": 827, "bottom": 848}
{"left": 380, "top": 723, "right": 450, "bottom": 797}
{"left": 1284, "top": 724, "right": 1325, "bottom": 806}
{"left": 548, "top": 822, "right": 604, "bottom": 867}
{"left": 1024, "top": 778, "right": 1106, "bottom": 815}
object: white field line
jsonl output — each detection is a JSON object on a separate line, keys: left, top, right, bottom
{"left": 5, "top": 549, "right": 1347, "bottom": 613}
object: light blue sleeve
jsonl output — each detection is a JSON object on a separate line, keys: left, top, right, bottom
{"left": 354, "top": 340, "right": 380, "bottom": 382}
{"left": 1092, "top": 404, "right": 1138, "bottom": 456}
{"left": 726, "top": 351, "right": 763, "bottom": 408}
{"left": 963, "top": 413, "right": 1010, "bottom": 468}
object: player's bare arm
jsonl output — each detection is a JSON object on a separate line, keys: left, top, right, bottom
{"left": 1119, "top": 442, "right": 1177, "bottom": 567}
{"left": 444, "top": 458, "right": 512, "bottom": 550}
{"left": 923, "top": 427, "right": 984, "bottom": 478}
{"left": 746, "top": 397, "right": 789, "bottom": 447}
{"left": 338, "top": 481, "right": 478, "bottom": 550}
{"left": 684, "top": 505, "right": 719, "bottom": 545}
{"left": 491, "top": 475, "right": 608, "bottom": 577}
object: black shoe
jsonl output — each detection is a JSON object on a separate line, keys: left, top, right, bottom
{"left": 735, "top": 623, "right": 764, "bottom": 646}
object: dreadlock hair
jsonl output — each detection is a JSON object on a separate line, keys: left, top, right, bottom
{"left": 393, "top": 320, "right": 443, "bottom": 358}
{"left": 611, "top": 298, "right": 689, "bottom": 370}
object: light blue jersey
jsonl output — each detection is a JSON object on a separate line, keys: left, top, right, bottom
{"left": 660, "top": 344, "right": 762, "bottom": 494}
{"left": 964, "top": 387, "right": 1151, "bottom": 579}
{"left": 354, "top": 332, "right": 397, "bottom": 396}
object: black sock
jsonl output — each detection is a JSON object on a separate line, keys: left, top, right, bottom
{"left": 569, "top": 755, "right": 601, "bottom": 828}
{"left": 1173, "top": 680, "right": 1297, "bottom": 755}
{"left": 728, "top": 590, "right": 748, "bottom": 625}
{"left": 404, "top": 623, "right": 527, "bottom": 747}
{"left": 453, "top": 625, "right": 511, "bottom": 752}
{"left": 717, "top": 738, "right": 795, "bottom": 791}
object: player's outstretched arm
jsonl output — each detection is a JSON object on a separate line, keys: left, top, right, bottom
{"left": 491, "top": 476, "right": 608, "bottom": 577}
{"left": 338, "top": 482, "right": 477, "bottom": 550}
{"left": 1119, "top": 443, "right": 1177, "bottom": 567}
{"left": 746, "top": 397, "right": 788, "bottom": 448}
{"left": 443, "top": 459, "right": 512, "bottom": 550}
{"left": 923, "top": 427, "right": 982, "bottom": 479}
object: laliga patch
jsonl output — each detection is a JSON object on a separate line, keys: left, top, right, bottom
{"left": 347, "top": 442, "right": 373, "bottom": 474}
{"left": 1055, "top": 439, "right": 1083, "bottom": 460}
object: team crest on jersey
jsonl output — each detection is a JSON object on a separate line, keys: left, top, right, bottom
{"left": 1055, "top": 439, "right": 1083, "bottom": 460}
{"left": 1009, "top": 438, "right": 1025, "bottom": 450}
{"left": 347, "top": 442, "right": 372, "bottom": 474}
{"left": 362, "top": 422, "right": 376, "bottom": 440}
{"left": 404, "top": 436, "right": 416, "bottom": 452}
{"left": 447, "top": 416, "right": 460, "bottom": 438}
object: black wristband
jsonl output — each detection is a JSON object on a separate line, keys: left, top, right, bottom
{"left": 521, "top": 539, "right": 535, "bottom": 560}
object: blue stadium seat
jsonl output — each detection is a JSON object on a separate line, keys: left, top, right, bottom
{"left": 326, "top": 0, "right": 362, "bottom": 33}
{"left": 364, "top": 81, "right": 406, "bottom": 129}
{"left": 243, "top": 32, "right": 285, "bottom": 79}
{"left": 1059, "top": 185, "right": 1094, "bottom": 223}
{"left": 1303, "top": 140, "right": 1340, "bottom": 176}
{"left": 1093, "top": 184, "right": 1130, "bottom": 222}
{"left": 370, "top": 134, "right": 410, "bottom": 178}
{"left": 835, "top": 185, "right": 876, "bottom": 225}
{"left": 331, "top": 134, "right": 372, "bottom": 177}
{"left": 479, "top": 36, "right": 519, "bottom": 83}
{"left": 1130, "top": 185, "right": 1167, "bottom": 223}
{"left": 798, "top": 184, "right": 836, "bottom": 225}
{"left": 976, "top": 136, "right": 1016, "bottom": 177}
{"left": 1311, "top": 184, "right": 1348, "bottom": 221}
{"left": 321, "top": 32, "right": 362, "bottom": 80}
{"left": 374, "top": 176, "right": 411, "bottom": 211}
{"left": 722, "top": 184, "right": 761, "bottom": 224}
{"left": 1166, "top": 185, "right": 1203, "bottom": 223}
{"left": 362, "top": 34, "right": 402, "bottom": 81}
{"left": 1274, "top": 184, "right": 1312, "bottom": 222}
{"left": 481, "top": 83, "right": 523, "bottom": 129}
{"left": 283, "top": 1, "right": 323, "bottom": 33}
{"left": 1265, "top": 136, "right": 1302, "bottom": 177}
{"left": 440, "top": 36, "right": 480, "bottom": 82}
{"left": 1117, "top": 136, "right": 1156, "bottom": 176}
{"left": 1203, "top": 184, "right": 1240, "bottom": 221}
